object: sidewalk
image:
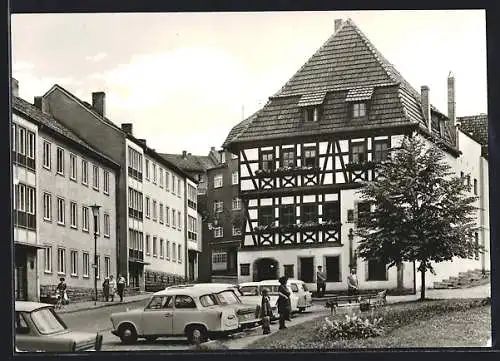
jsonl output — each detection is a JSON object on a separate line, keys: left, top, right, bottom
{"left": 54, "top": 293, "right": 153, "bottom": 314}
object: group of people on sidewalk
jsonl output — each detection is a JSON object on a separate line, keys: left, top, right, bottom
{"left": 258, "top": 276, "right": 293, "bottom": 335}
{"left": 316, "top": 265, "right": 359, "bottom": 298}
{"left": 102, "top": 275, "right": 126, "bottom": 302}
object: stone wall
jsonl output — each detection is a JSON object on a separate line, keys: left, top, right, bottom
{"left": 40, "top": 283, "right": 144, "bottom": 304}
{"left": 145, "top": 270, "right": 187, "bottom": 292}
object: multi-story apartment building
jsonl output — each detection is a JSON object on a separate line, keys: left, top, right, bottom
{"left": 12, "top": 78, "right": 42, "bottom": 302}
{"left": 223, "top": 19, "right": 490, "bottom": 292}
{"left": 39, "top": 86, "right": 197, "bottom": 291}
{"left": 12, "top": 79, "right": 120, "bottom": 302}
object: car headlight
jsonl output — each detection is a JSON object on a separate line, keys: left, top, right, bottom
{"left": 227, "top": 314, "right": 235, "bottom": 320}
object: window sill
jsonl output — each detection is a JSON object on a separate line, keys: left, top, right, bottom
{"left": 70, "top": 177, "right": 77, "bottom": 183}
{"left": 70, "top": 225, "right": 78, "bottom": 230}
{"left": 44, "top": 270, "right": 52, "bottom": 274}
{"left": 104, "top": 234, "right": 110, "bottom": 238}
{"left": 153, "top": 255, "right": 157, "bottom": 258}
{"left": 83, "top": 275, "right": 89, "bottom": 279}
{"left": 43, "top": 218, "right": 52, "bottom": 223}
{"left": 43, "top": 165, "right": 51, "bottom": 171}
{"left": 56, "top": 172, "right": 65, "bottom": 177}
{"left": 104, "top": 191, "right": 109, "bottom": 196}
{"left": 93, "top": 187, "right": 100, "bottom": 192}
{"left": 57, "top": 272, "right": 66, "bottom": 276}
{"left": 70, "top": 273, "right": 78, "bottom": 278}
{"left": 82, "top": 229, "right": 89, "bottom": 233}
{"left": 82, "top": 182, "right": 88, "bottom": 187}
{"left": 57, "top": 222, "right": 65, "bottom": 227}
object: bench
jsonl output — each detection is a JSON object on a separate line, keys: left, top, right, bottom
{"left": 325, "top": 290, "right": 387, "bottom": 315}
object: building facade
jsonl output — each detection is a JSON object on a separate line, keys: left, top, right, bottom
{"left": 40, "top": 86, "right": 196, "bottom": 291}
{"left": 223, "top": 19, "right": 489, "bottom": 292}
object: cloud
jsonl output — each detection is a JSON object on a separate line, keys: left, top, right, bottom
{"left": 12, "top": 61, "right": 35, "bottom": 72}
{"left": 12, "top": 70, "right": 74, "bottom": 101}
{"left": 85, "top": 52, "right": 108, "bottom": 62}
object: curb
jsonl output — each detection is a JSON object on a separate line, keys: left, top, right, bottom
{"left": 55, "top": 295, "right": 152, "bottom": 315}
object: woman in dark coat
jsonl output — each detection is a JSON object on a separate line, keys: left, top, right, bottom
{"left": 276, "top": 276, "right": 291, "bottom": 330}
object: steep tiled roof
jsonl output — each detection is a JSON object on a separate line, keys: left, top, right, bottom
{"left": 224, "top": 18, "right": 456, "bottom": 150}
{"left": 12, "top": 96, "right": 119, "bottom": 168}
{"left": 160, "top": 153, "right": 218, "bottom": 172}
{"left": 458, "top": 114, "right": 488, "bottom": 146}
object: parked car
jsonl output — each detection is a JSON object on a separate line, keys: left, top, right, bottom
{"left": 258, "top": 280, "right": 299, "bottom": 313}
{"left": 110, "top": 284, "right": 260, "bottom": 344}
{"left": 287, "top": 279, "right": 313, "bottom": 312}
{"left": 238, "top": 282, "right": 279, "bottom": 320}
{"left": 15, "top": 301, "right": 103, "bottom": 352}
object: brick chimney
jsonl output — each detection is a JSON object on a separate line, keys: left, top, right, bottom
{"left": 447, "top": 72, "right": 456, "bottom": 127}
{"left": 121, "top": 123, "right": 133, "bottom": 135}
{"left": 12, "top": 78, "right": 19, "bottom": 97}
{"left": 182, "top": 150, "right": 187, "bottom": 159}
{"left": 33, "top": 96, "right": 51, "bottom": 114}
{"left": 92, "top": 92, "right": 106, "bottom": 117}
{"left": 137, "top": 139, "right": 147, "bottom": 147}
{"left": 421, "top": 86, "right": 431, "bottom": 131}
{"left": 335, "top": 19, "right": 343, "bottom": 32}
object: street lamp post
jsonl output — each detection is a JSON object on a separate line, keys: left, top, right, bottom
{"left": 90, "top": 204, "right": 101, "bottom": 306}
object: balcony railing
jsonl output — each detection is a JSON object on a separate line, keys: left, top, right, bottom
{"left": 129, "top": 249, "right": 144, "bottom": 261}
{"left": 253, "top": 221, "right": 341, "bottom": 234}
{"left": 255, "top": 166, "right": 320, "bottom": 178}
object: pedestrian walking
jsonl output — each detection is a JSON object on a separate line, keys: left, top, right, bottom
{"left": 108, "top": 275, "right": 117, "bottom": 302}
{"left": 117, "top": 274, "right": 126, "bottom": 302}
{"left": 259, "top": 288, "right": 273, "bottom": 335}
{"left": 102, "top": 277, "right": 110, "bottom": 301}
{"left": 277, "top": 276, "right": 291, "bottom": 330}
{"left": 316, "top": 265, "right": 327, "bottom": 297}
{"left": 347, "top": 267, "right": 359, "bottom": 297}
{"left": 55, "top": 277, "right": 68, "bottom": 309}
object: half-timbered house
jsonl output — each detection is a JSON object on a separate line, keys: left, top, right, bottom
{"left": 223, "top": 18, "right": 489, "bottom": 293}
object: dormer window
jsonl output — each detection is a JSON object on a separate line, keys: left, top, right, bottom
{"left": 298, "top": 91, "right": 326, "bottom": 123}
{"left": 352, "top": 103, "right": 367, "bottom": 118}
{"left": 346, "top": 87, "right": 373, "bottom": 120}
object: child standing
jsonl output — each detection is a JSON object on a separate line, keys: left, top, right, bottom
{"left": 259, "top": 288, "right": 273, "bottom": 335}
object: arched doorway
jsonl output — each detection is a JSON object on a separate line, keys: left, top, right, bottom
{"left": 253, "top": 258, "right": 279, "bottom": 281}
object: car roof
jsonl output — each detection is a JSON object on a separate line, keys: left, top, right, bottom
{"left": 259, "top": 280, "right": 281, "bottom": 285}
{"left": 238, "top": 282, "right": 260, "bottom": 287}
{"left": 287, "top": 279, "right": 304, "bottom": 283}
{"left": 15, "top": 301, "right": 53, "bottom": 312}
{"left": 156, "top": 283, "right": 236, "bottom": 296}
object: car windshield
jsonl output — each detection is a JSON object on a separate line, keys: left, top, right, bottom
{"left": 290, "top": 283, "right": 299, "bottom": 292}
{"left": 239, "top": 286, "right": 259, "bottom": 296}
{"left": 302, "top": 283, "right": 309, "bottom": 292}
{"left": 30, "top": 308, "right": 67, "bottom": 335}
{"left": 199, "top": 294, "right": 217, "bottom": 307}
{"left": 215, "top": 290, "right": 241, "bottom": 305}
{"left": 261, "top": 285, "right": 280, "bottom": 295}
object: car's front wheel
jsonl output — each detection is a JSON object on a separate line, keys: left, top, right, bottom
{"left": 118, "top": 324, "right": 138, "bottom": 344}
{"left": 186, "top": 325, "right": 208, "bottom": 344}
{"left": 298, "top": 307, "right": 306, "bottom": 313}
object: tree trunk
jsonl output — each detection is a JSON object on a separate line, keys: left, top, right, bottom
{"left": 420, "top": 263, "right": 426, "bottom": 300}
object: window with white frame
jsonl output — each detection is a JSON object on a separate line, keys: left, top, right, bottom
{"left": 214, "top": 174, "right": 223, "bottom": 188}
{"left": 160, "top": 239, "right": 164, "bottom": 258}
{"left": 232, "top": 225, "right": 242, "bottom": 236}
{"left": 56, "top": 148, "right": 65, "bottom": 175}
{"left": 70, "top": 201, "right": 78, "bottom": 228}
{"left": 172, "top": 209, "right": 176, "bottom": 228}
{"left": 82, "top": 252, "right": 89, "bottom": 277}
{"left": 127, "top": 146, "right": 143, "bottom": 181}
{"left": 82, "top": 159, "right": 88, "bottom": 185}
{"left": 188, "top": 184, "right": 197, "bottom": 209}
{"left": 152, "top": 200, "right": 157, "bottom": 221}
{"left": 214, "top": 226, "right": 223, "bottom": 238}
{"left": 43, "top": 141, "right": 51, "bottom": 169}
{"left": 105, "top": 256, "right": 111, "bottom": 278}
{"left": 104, "top": 170, "right": 110, "bottom": 195}
{"left": 232, "top": 197, "right": 241, "bottom": 210}
{"left": 172, "top": 242, "right": 177, "bottom": 261}
{"left": 145, "top": 159, "right": 150, "bottom": 180}
{"left": 214, "top": 200, "right": 223, "bottom": 214}
{"left": 153, "top": 163, "right": 157, "bottom": 184}
{"left": 178, "top": 244, "right": 182, "bottom": 263}
{"left": 43, "top": 193, "right": 52, "bottom": 220}
{"left": 172, "top": 175, "right": 176, "bottom": 194}
{"left": 232, "top": 171, "right": 239, "bottom": 185}
{"left": 188, "top": 216, "right": 197, "bottom": 241}
{"left": 159, "top": 168, "right": 164, "bottom": 188}
{"left": 178, "top": 211, "right": 182, "bottom": 230}
{"left": 166, "top": 240, "right": 170, "bottom": 259}
{"left": 82, "top": 206, "right": 89, "bottom": 232}
{"left": 104, "top": 213, "right": 110, "bottom": 237}
{"left": 70, "top": 154, "right": 77, "bottom": 181}
{"left": 96, "top": 255, "right": 100, "bottom": 279}
{"left": 145, "top": 197, "right": 150, "bottom": 218}
{"left": 165, "top": 206, "right": 170, "bottom": 226}
{"left": 153, "top": 236, "right": 157, "bottom": 257}
{"left": 146, "top": 234, "right": 151, "bottom": 255}
{"left": 70, "top": 250, "right": 78, "bottom": 276}
{"left": 178, "top": 179, "right": 182, "bottom": 197}
{"left": 212, "top": 251, "right": 227, "bottom": 270}
{"left": 44, "top": 246, "right": 52, "bottom": 272}
{"left": 57, "top": 248, "right": 66, "bottom": 274}
{"left": 57, "top": 197, "right": 65, "bottom": 225}
{"left": 92, "top": 165, "right": 99, "bottom": 190}
{"left": 166, "top": 172, "right": 170, "bottom": 191}
{"left": 159, "top": 203, "right": 164, "bottom": 224}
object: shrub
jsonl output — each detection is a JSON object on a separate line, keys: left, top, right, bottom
{"left": 317, "top": 313, "right": 384, "bottom": 340}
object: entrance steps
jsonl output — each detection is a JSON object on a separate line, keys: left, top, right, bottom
{"left": 433, "top": 269, "right": 490, "bottom": 289}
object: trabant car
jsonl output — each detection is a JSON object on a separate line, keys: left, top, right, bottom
{"left": 15, "top": 301, "right": 102, "bottom": 352}
{"left": 258, "top": 280, "right": 300, "bottom": 313}
{"left": 110, "top": 284, "right": 259, "bottom": 344}
{"left": 238, "top": 282, "right": 279, "bottom": 320}
{"left": 287, "top": 279, "right": 313, "bottom": 312}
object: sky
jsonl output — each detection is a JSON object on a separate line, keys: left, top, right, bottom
{"left": 10, "top": 10, "right": 487, "bottom": 156}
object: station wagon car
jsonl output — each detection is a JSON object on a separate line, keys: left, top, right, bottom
{"left": 238, "top": 282, "right": 279, "bottom": 320}
{"left": 110, "top": 284, "right": 260, "bottom": 344}
{"left": 287, "top": 279, "right": 313, "bottom": 312}
{"left": 15, "top": 301, "right": 102, "bottom": 352}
